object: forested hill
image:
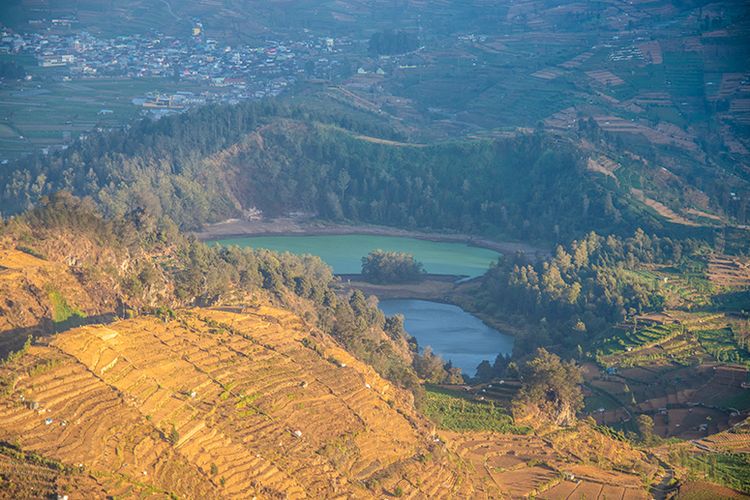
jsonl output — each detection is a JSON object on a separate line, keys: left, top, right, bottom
{"left": 0, "top": 99, "right": 722, "bottom": 243}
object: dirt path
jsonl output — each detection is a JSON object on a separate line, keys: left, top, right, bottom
{"left": 336, "top": 275, "right": 459, "bottom": 301}
{"left": 193, "top": 217, "right": 549, "bottom": 259}
{"left": 648, "top": 454, "right": 678, "bottom": 500}
{"left": 354, "top": 135, "right": 426, "bottom": 147}
{"left": 159, "top": 0, "right": 181, "bottom": 20}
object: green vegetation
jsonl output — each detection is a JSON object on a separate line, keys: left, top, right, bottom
{"left": 421, "top": 386, "right": 530, "bottom": 433}
{"left": 476, "top": 230, "right": 702, "bottom": 355}
{"left": 368, "top": 30, "right": 419, "bottom": 56}
{"left": 167, "top": 425, "right": 180, "bottom": 445}
{"left": 1, "top": 336, "right": 31, "bottom": 366}
{"left": 696, "top": 329, "right": 750, "bottom": 367}
{"left": 672, "top": 450, "right": 750, "bottom": 493}
{"left": 0, "top": 441, "right": 73, "bottom": 473}
{"left": 330, "top": 290, "right": 421, "bottom": 392}
{"left": 0, "top": 78, "right": 206, "bottom": 160}
{"left": 0, "top": 61, "right": 26, "bottom": 80}
{"left": 598, "top": 324, "right": 684, "bottom": 358}
{"left": 361, "top": 250, "right": 426, "bottom": 284}
{"left": 1, "top": 193, "right": 431, "bottom": 396}
{"left": 512, "top": 348, "right": 583, "bottom": 427}
{"left": 413, "top": 346, "right": 463, "bottom": 385}
{"left": 0, "top": 101, "right": 675, "bottom": 244}
{"left": 47, "top": 289, "right": 85, "bottom": 323}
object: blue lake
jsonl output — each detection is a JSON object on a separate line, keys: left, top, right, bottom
{"left": 378, "top": 299, "right": 514, "bottom": 378}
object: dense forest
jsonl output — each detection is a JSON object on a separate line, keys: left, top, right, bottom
{"left": 475, "top": 230, "right": 709, "bottom": 354}
{"left": 0, "top": 61, "right": 26, "bottom": 80}
{"left": 0, "top": 100, "right": 688, "bottom": 244}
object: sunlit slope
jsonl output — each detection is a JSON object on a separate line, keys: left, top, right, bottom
{"left": 0, "top": 248, "right": 91, "bottom": 330}
{"left": 0, "top": 306, "right": 473, "bottom": 498}
{"left": 445, "top": 431, "right": 654, "bottom": 499}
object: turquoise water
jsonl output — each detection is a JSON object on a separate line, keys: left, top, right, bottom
{"left": 211, "top": 234, "right": 500, "bottom": 277}
{"left": 378, "top": 299, "right": 514, "bottom": 378}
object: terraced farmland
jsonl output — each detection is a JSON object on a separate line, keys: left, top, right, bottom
{"left": 0, "top": 442, "right": 107, "bottom": 499}
{"left": 598, "top": 322, "right": 688, "bottom": 367}
{"left": 0, "top": 303, "right": 671, "bottom": 498}
{"left": 0, "top": 306, "right": 482, "bottom": 498}
{"left": 445, "top": 427, "right": 658, "bottom": 499}
{"left": 708, "top": 256, "right": 750, "bottom": 288}
{"left": 597, "top": 310, "right": 750, "bottom": 370}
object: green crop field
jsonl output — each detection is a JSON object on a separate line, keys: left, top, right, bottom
{"left": 0, "top": 77, "right": 210, "bottom": 160}
{"left": 696, "top": 328, "right": 750, "bottom": 367}
{"left": 673, "top": 451, "right": 750, "bottom": 493}
{"left": 421, "top": 386, "right": 530, "bottom": 433}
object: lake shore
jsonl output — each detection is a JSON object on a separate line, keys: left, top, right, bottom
{"left": 336, "top": 274, "right": 526, "bottom": 339}
{"left": 193, "top": 216, "right": 548, "bottom": 258}
{"left": 337, "top": 274, "right": 460, "bottom": 301}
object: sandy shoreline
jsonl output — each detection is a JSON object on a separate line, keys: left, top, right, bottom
{"left": 193, "top": 217, "right": 548, "bottom": 258}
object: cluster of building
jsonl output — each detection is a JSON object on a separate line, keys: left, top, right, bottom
{"left": 1, "top": 20, "right": 356, "bottom": 108}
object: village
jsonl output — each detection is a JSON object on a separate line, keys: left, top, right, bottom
{"left": 0, "top": 18, "right": 356, "bottom": 111}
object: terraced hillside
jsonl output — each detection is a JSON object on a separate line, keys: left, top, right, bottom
{"left": 445, "top": 429, "right": 657, "bottom": 499}
{"left": 0, "top": 305, "right": 484, "bottom": 498}
{"left": 0, "top": 303, "right": 675, "bottom": 498}
{"left": 0, "top": 441, "right": 107, "bottom": 499}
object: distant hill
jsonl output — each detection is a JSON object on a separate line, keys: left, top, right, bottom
{"left": 4, "top": 99, "right": 741, "bottom": 248}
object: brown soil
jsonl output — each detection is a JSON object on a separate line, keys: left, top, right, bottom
{"left": 678, "top": 480, "right": 747, "bottom": 499}
{"left": 0, "top": 307, "right": 476, "bottom": 498}
{"left": 336, "top": 276, "right": 459, "bottom": 301}
{"left": 353, "top": 134, "right": 426, "bottom": 147}
{"left": 0, "top": 305, "right": 666, "bottom": 498}
{"left": 708, "top": 256, "right": 750, "bottom": 287}
{"left": 444, "top": 427, "right": 656, "bottom": 499}
{"left": 631, "top": 188, "right": 701, "bottom": 226}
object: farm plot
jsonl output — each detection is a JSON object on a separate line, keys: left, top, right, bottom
{"left": 695, "top": 329, "right": 750, "bottom": 366}
{"left": 0, "top": 78, "right": 207, "bottom": 160}
{"left": 598, "top": 322, "right": 688, "bottom": 365}
{"left": 0, "top": 305, "right": 490, "bottom": 498}
{"left": 0, "top": 346, "right": 220, "bottom": 498}
{"left": 708, "top": 256, "right": 750, "bottom": 288}
{"left": 698, "top": 429, "right": 750, "bottom": 453}
{"left": 0, "top": 441, "right": 107, "bottom": 499}
{"left": 444, "top": 428, "right": 655, "bottom": 499}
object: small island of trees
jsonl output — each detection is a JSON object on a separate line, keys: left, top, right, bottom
{"left": 361, "top": 250, "right": 426, "bottom": 284}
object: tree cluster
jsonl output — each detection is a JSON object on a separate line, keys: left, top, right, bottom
{"left": 368, "top": 30, "right": 419, "bottom": 55}
{"left": 413, "top": 346, "right": 463, "bottom": 384}
{"left": 480, "top": 230, "right": 707, "bottom": 354}
{"left": 3, "top": 194, "right": 431, "bottom": 396}
{"left": 361, "top": 250, "right": 426, "bottom": 284}
{"left": 0, "top": 61, "right": 26, "bottom": 80}
{"left": 0, "top": 99, "right": 670, "bottom": 244}
{"left": 329, "top": 290, "right": 421, "bottom": 391}
{"left": 512, "top": 348, "right": 583, "bottom": 427}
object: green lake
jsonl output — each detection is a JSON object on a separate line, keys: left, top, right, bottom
{"left": 210, "top": 234, "right": 500, "bottom": 277}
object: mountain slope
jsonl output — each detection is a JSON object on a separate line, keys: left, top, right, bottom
{"left": 3, "top": 101, "right": 711, "bottom": 244}
{"left": 0, "top": 306, "right": 476, "bottom": 498}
